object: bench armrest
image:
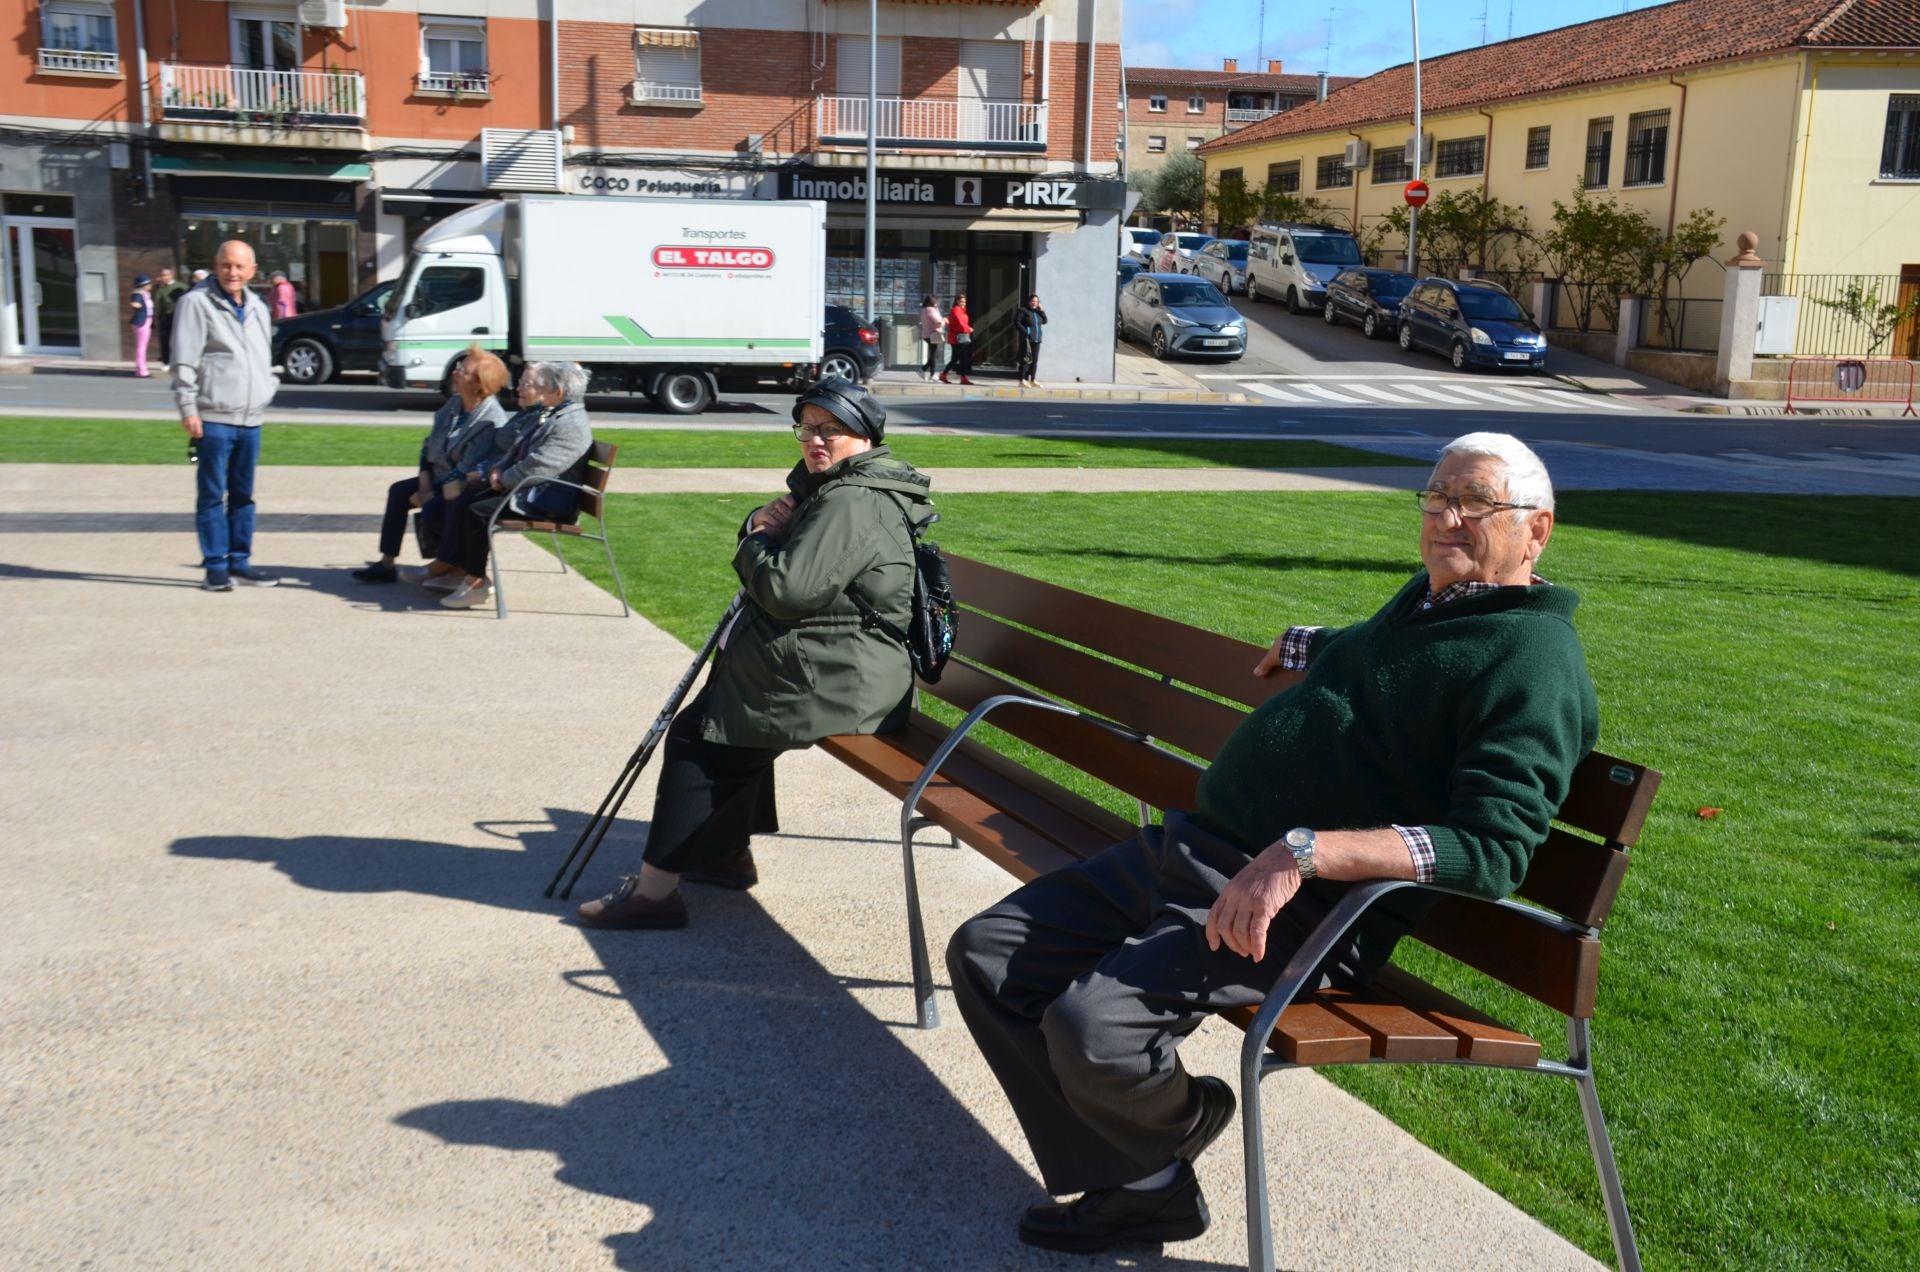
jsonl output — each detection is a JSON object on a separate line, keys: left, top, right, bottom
{"left": 900, "top": 692, "right": 1143, "bottom": 851}
{"left": 485, "top": 475, "right": 598, "bottom": 531}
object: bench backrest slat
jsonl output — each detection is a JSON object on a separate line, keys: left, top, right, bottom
{"left": 1511, "top": 827, "right": 1631, "bottom": 930}
{"left": 578, "top": 440, "right": 617, "bottom": 522}
{"left": 1412, "top": 897, "right": 1604, "bottom": 1018}
{"left": 1553, "top": 750, "right": 1660, "bottom": 847}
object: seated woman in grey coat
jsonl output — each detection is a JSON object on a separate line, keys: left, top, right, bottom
{"left": 432, "top": 360, "right": 595, "bottom": 610}
{"left": 353, "top": 344, "right": 509, "bottom": 584}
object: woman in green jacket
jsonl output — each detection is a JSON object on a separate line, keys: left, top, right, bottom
{"left": 578, "top": 378, "right": 935, "bottom": 929}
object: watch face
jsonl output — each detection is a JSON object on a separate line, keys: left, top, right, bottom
{"left": 1285, "top": 827, "right": 1310, "bottom": 850}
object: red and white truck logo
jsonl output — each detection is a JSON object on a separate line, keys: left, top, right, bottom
{"left": 652, "top": 245, "right": 776, "bottom": 269}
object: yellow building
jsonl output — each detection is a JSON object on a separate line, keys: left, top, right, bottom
{"left": 1198, "top": 0, "right": 1920, "bottom": 357}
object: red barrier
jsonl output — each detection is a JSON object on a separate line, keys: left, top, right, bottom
{"left": 1784, "top": 358, "right": 1917, "bottom": 416}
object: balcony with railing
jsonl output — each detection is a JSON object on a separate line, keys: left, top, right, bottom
{"left": 1226, "top": 107, "right": 1278, "bottom": 126}
{"left": 633, "top": 80, "right": 703, "bottom": 105}
{"left": 38, "top": 47, "right": 121, "bottom": 75}
{"left": 815, "top": 95, "right": 1046, "bottom": 152}
{"left": 416, "top": 70, "right": 490, "bottom": 97}
{"left": 158, "top": 63, "right": 366, "bottom": 128}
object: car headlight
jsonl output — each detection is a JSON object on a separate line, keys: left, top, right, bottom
{"left": 1168, "top": 314, "right": 1198, "bottom": 328}
{"left": 1469, "top": 327, "right": 1494, "bottom": 346}
{"left": 1220, "top": 324, "right": 1244, "bottom": 336}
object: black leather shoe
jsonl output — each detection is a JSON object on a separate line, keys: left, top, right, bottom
{"left": 681, "top": 848, "right": 758, "bottom": 890}
{"left": 351, "top": 563, "right": 398, "bottom": 583}
{"left": 1172, "top": 1075, "right": 1237, "bottom": 1164}
{"left": 1017, "top": 1160, "right": 1209, "bottom": 1252}
{"left": 575, "top": 877, "right": 688, "bottom": 929}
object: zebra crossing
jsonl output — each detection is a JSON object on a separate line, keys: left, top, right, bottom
{"left": 1202, "top": 374, "right": 1643, "bottom": 413}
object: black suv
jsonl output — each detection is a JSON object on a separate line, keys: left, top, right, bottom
{"left": 1323, "top": 268, "right": 1417, "bottom": 339}
{"left": 272, "top": 280, "right": 396, "bottom": 384}
{"left": 1396, "top": 278, "right": 1548, "bottom": 371}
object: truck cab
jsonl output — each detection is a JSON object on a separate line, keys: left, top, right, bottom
{"left": 380, "top": 202, "right": 511, "bottom": 392}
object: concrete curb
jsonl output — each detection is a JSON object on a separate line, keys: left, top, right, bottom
{"left": 867, "top": 379, "right": 1252, "bottom": 406}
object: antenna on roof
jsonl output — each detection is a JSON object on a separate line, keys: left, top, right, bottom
{"left": 1322, "top": 7, "right": 1335, "bottom": 75}
{"left": 1479, "top": 0, "right": 1489, "bottom": 45}
{"left": 1507, "top": 0, "right": 1515, "bottom": 41}
{"left": 1257, "top": 0, "right": 1266, "bottom": 66}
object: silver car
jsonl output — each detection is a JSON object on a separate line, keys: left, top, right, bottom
{"left": 1116, "top": 272, "right": 1247, "bottom": 360}
{"left": 1150, "top": 231, "right": 1215, "bottom": 275}
{"left": 1193, "top": 239, "right": 1250, "bottom": 294}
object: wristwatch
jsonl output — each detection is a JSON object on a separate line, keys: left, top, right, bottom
{"left": 1282, "top": 826, "right": 1318, "bottom": 880}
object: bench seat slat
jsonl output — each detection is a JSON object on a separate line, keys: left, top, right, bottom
{"left": 496, "top": 520, "right": 589, "bottom": 536}
{"left": 1370, "top": 966, "right": 1543, "bottom": 1067}
{"left": 1223, "top": 1000, "right": 1374, "bottom": 1065}
{"left": 1317, "top": 989, "right": 1462, "bottom": 1063}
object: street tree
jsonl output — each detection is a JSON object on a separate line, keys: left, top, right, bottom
{"left": 1811, "top": 281, "right": 1920, "bottom": 355}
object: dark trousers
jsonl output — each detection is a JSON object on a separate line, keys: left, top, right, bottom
{"left": 156, "top": 315, "right": 174, "bottom": 364}
{"left": 922, "top": 339, "right": 944, "bottom": 376}
{"left": 1017, "top": 340, "right": 1040, "bottom": 381}
{"left": 945, "top": 814, "right": 1367, "bottom": 1195}
{"left": 949, "top": 340, "right": 974, "bottom": 377}
{"left": 642, "top": 688, "right": 786, "bottom": 873}
{"left": 379, "top": 476, "right": 424, "bottom": 558}
{"left": 436, "top": 489, "right": 506, "bottom": 577}
{"left": 194, "top": 422, "right": 260, "bottom": 574}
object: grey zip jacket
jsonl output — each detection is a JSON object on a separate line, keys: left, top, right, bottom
{"left": 170, "top": 282, "right": 279, "bottom": 426}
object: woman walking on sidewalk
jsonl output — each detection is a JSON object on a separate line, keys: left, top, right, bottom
{"left": 942, "top": 292, "right": 974, "bottom": 385}
{"left": 128, "top": 275, "right": 154, "bottom": 377}
{"left": 918, "top": 293, "right": 946, "bottom": 381}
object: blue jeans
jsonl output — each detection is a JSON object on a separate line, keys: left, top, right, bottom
{"left": 195, "top": 421, "right": 261, "bottom": 574}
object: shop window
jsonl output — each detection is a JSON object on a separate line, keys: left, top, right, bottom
{"left": 419, "top": 17, "right": 487, "bottom": 95}
{"left": 39, "top": 0, "right": 118, "bottom": 74}
{"left": 1267, "top": 161, "right": 1300, "bottom": 194}
{"left": 1147, "top": 135, "right": 1166, "bottom": 153}
{"left": 635, "top": 27, "right": 702, "bottom": 105}
{"left": 1316, "top": 154, "right": 1352, "bottom": 190}
{"left": 1624, "top": 110, "right": 1669, "bottom": 186}
{"left": 1585, "top": 117, "right": 1613, "bottom": 189}
{"left": 1435, "top": 136, "right": 1485, "bottom": 179}
{"left": 1525, "top": 125, "right": 1551, "bottom": 170}
{"left": 1884, "top": 95, "right": 1920, "bottom": 179}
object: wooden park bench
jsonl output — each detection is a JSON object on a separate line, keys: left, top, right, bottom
{"left": 485, "top": 440, "right": 629, "bottom": 621}
{"left": 818, "top": 554, "right": 1660, "bottom": 1272}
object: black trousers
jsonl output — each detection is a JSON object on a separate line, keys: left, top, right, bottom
{"left": 155, "top": 315, "right": 174, "bottom": 364}
{"left": 949, "top": 340, "right": 974, "bottom": 377}
{"left": 945, "top": 814, "right": 1370, "bottom": 1195}
{"left": 378, "top": 476, "right": 425, "bottom": 558}
{"left": 641, "top": 688, "right": 788, "bottom": 873}
{"left": 1017, "top": 340, "right": 1041, "bottom": 382}
{"left": 435, "top": 489, "right": 506, "bottom": 577}
{"left": 922, "top": 339, "right": 944, "bottom": 375}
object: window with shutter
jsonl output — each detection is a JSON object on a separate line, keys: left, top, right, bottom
{"left": 634, "top": 28, "right": 701, "bottom": 104}
{"left": 419, "top": 16, "right": 487, "bottom": 94}
{"left": 1884, "top": 95, "right": 1920, "bottom": 179}
{"left": 837, "top": 36, "right": 902, "bottom": 97}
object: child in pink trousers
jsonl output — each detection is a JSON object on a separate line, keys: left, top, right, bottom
{"left": 129, "top": 274, "right": 154, "bottom": 377}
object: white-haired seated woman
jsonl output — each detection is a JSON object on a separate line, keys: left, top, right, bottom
{"left": 431, "top": 360, "right": 594, "bottom": 610}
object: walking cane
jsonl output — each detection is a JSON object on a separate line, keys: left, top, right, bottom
{"left": 545, "top": 590, "right": 746, "bottom": 900}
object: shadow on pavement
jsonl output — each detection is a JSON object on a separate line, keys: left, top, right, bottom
{"left": 170, "top": 818, "right": 1241, "bottom": 1270}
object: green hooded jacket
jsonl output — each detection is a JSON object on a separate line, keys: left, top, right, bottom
{"left": 700, "top": 445, "right": 935, "bottom": 749}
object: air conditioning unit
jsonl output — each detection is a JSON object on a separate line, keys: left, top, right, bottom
{"left": 482, "top": 128, "right": 565, "bottom": 192}
{"left": 1342, "top": 139, "right": 1370, "bottom": 168}
{"left": 1404, "top": 132, "right": 1433, "bottom": 165}
{"left": 297, "top": 0, "right": 346, "bottom": 30}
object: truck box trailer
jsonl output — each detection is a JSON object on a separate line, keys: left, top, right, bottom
{"left": 380, "top": 194, "right": 827, "bottom": 414}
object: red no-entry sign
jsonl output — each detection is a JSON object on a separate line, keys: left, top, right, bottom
{"left": 1404, "top": 180, "right": 1431, "bottom": 208}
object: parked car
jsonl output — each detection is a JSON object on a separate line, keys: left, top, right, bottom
{"left": 1117, "top": 258, "right": 1146, "bottom": 290}
{"left": 1193, "top": 239, "right": 1251, "bottom": 294}
{"left": 1150, "top": 231, "right": 1216, "bottom": 275}
{"left": 1116, "top": 272, "right": 1246, "bottom": 361}
{"left": 1396, "top": 278, "right": 1549, "bottom": 371}
{"left": 272, "top": 280, "right": 396, "bottom": 384}
{"left": 1122, "top": 226, "right": 1161, "bottom": 260}
{"left": 816, "top": 304, "right": 882, "bottom": 382}
{"left": 1246, "top": 223, "right": 1364, "bottom": 315}
{"left": 1322, "top": 268, "right": 1418, "bottom": 338}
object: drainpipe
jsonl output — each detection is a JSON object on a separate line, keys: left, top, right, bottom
{"left": 548, "top": 0, "right": 560, "bottom": 131}
{"left": 1349, "top": 130, "right": 1364, "bottom": 237}
{"left": 1082, "top": 0, "right": 1099, "bottom": 173}
{"left": 134, "top": 0, "right": 153, "bottom": 200}
{"left": 1119, "top": 61, "right": 1129, "bottom": 181}
{"left": 1477, "top": 107, "right": 1493, "bottom": 270}
{"left": 1665, "top": 75, "right": 1689, "bottom": 236}
{"left": 1783, "top": 58, "right": 1819, "bottom": 274}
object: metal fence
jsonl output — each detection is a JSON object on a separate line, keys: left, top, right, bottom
{"left": 1762, "top": 273, "right": 1920, "bottom": 358}
{"left": 1637, "top": 297, "right": 1723, "bottom": 353}
{"left": 1545, "top": 280, "right": 1622, "bottom": 335}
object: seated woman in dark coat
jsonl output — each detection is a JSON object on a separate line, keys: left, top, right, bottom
{"left": 351, "top": 344, "right": 508, "bottom": 583}
{"left": 576, "top": 378, "right": 935, "bottom": 929}
{"left": 431, "top": 360, "right": 595, "bottom": 611}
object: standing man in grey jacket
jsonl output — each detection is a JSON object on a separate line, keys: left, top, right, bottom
{"left": 171, "top": 239, "right": 280, "bottom": 591}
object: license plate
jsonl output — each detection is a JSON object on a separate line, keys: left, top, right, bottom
{"left": 1503, "top": 351, "right": 1532, "bottom": 361}
{"left": 1201, "top": 338, "right": 1232, "bottom": 348}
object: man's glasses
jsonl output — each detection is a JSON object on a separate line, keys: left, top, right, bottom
{"left": 793, "top": 423, "right": 854, "bottom": 441}
{"left": 1415, "top": 489, "right": 1538, "bottom": 519}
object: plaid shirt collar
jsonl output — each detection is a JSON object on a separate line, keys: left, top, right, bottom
{"left": 1420, "top": 574, "right": 1549, "bottom": 610}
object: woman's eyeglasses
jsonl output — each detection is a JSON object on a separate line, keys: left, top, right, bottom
{"left": 793, "top": 423, "right": 853, "bottom": 441}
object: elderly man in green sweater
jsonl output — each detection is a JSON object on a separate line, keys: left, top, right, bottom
{"left": 946, "top": 431, "right": 1598, "bottom": 1254}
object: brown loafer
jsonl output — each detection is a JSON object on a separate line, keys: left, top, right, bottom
{"left": 575, "top": 876, "right": 688, "bottom": 929}
{"left": 681, "top": 848, "right": 758, "bottom": 890}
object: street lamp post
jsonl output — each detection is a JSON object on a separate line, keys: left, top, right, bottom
{"left": 1408, "top": 0, "right": 1422, "bottom": 276}
{"left": 864, "top": 0, "right": 878, "bottom": 323}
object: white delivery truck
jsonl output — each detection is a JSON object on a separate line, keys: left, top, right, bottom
{"left": 380, "top": 194, "right": 826, "bottom": 414}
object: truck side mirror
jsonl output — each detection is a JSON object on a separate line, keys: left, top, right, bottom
{"left": 1282, "top": 253, "right": 1295, "bottom": 265}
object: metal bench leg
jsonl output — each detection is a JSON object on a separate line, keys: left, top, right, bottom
{"left": 903, "top": 814, "right": 940, "bottom": 1029}
{"left": 483, "top": 522, "right": 509, "bottom": 620}
{"left": 600, "top": 528, "right": 630, "bottom": 617}
{"left": 551, "top": 529, "right": 567, "bottom": 573}
{"left": 1242, "top": 1058, "right": 1278, "bottom": 1272}
{"left": 1569, "top": 1018, "right": 1643, "bottom": 1272}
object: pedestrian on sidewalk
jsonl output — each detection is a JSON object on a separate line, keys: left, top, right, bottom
{"left": 942, "top": 292, "right": 974, "bottom": 385}
{"left": 171, "top": 239, "right": 282, "bottom": 592}
{"left": 152, "top": 267, "right": 187, "bottom": 364}
{"left": 1015, "top": 293, "right": 1048, "bottom": 388}
{"left": 128, "top": 274, "right": 154, "bottom": 378}
{"left": 918, "top": 293, "right": 946, "bottom": 381}
{"left": 269, "top": 271, "right": 298, "bottom": 321}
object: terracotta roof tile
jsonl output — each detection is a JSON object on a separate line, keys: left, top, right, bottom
{"left": 1125, "top": 65, "right": 1361, "bottom": 95}
{"left": 1200, "top": 0, "right": 1918, "bottom": 155}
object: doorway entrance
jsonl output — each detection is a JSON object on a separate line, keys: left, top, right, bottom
{"left": 3, "top": 210, "right": 82, "bottom": 354}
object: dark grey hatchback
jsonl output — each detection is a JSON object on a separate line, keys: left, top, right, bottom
{"left": 1396, "top": 278, "right": 1548, "bottom": 371}
{"left": 1323, "top": 268, "right": 1416, "bottom": 339}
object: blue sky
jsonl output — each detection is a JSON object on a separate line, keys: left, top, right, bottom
{"left": 1124, "top": 0, "right": 1671, "bottom": 79}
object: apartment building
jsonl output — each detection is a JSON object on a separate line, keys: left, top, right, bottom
{"left": 2, "top": 0, "right": 1123, "bottom": 378}
{"left": 1123, "top": 59, "right": 1352, "bottom": 177}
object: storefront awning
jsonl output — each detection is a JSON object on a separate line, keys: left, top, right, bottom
{"left": 153, "top": 156, "right": 372, "bottom": 182}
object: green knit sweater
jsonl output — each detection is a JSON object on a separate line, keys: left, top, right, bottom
{"left": 1195, "top": 573, "right": 1599, "bottom": 903}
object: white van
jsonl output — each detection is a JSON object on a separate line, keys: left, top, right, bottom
{"left": 1246, "top": 224, "right": 1365, "bottom": 315}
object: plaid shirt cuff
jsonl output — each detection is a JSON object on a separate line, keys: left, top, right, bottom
{"left": 1278, "top": 625, "right": 1323, "bottom": 671}
{"left": 1394, "top": 824, "right": 1437, "bottom": 883}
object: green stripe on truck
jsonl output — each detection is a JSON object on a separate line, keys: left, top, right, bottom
{"left": 525, "top": 316, "right": 812, "bottom": 349}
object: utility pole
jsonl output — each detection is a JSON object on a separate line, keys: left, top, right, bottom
{"left": 1408, "top": 0, "right": 1422, "bottom": 277}
{"left": 864, "top": 0, "right": 877, "bottom": 323}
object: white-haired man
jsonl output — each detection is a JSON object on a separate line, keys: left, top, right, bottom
{"left": 946, "top": 431, "right": 1598, "bottom": 1253}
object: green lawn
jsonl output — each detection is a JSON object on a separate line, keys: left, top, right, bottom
{"left": 0, "top": 417, "right": 1414, "bottom": 471}
{"left": 540, "top": 489, "right": 1918, "bottom": 1271}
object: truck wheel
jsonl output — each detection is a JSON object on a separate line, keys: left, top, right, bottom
{"left": 281, "top": 338, "right": 333, "bottom": 385}
{"left": 819, "top": 352, "right": 863, "bottom": 383}
{"left": 653, "top": 371, "right": 714, "bottom": 415}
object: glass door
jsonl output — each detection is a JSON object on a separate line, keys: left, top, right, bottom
{"left": 5, "top": 221, "right": 81, "bottom": 353}
{"left": 968, "top": 249, "right": 1027, "bottom": 369}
